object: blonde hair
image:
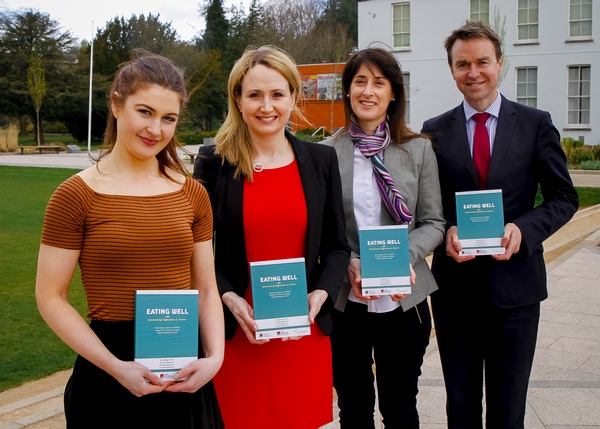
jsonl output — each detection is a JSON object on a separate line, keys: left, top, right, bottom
{"left": 215, "top": 45, "right": 306, "bottom": 181}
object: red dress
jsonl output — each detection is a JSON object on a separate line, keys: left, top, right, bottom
{"left": 213, "top": 160, "right": 333, "bottom": 429}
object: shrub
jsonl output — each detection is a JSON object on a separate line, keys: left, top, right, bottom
{"left": 294, "top": 127, "right": 333, "bottom": 143}
{"left": 562, "top": 137, "right": 588, "bottom": 166}
{"left": 176, "top": 130, "right": 217, "bottom": 146}
{"left": 570, "top": 146, "right": 594, "bottom": 165}
{"left": 591, "top": 144, "right": 600, "bottom": 161}
{"left": 43, "top": 122, "right": 69, "bottom": 134}
{"left": 580, "top": 160, "right": 600, "bottom": 170}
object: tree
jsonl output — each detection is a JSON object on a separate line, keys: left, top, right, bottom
{"left": 27, "top": 50, "right": 46, "bottom": 145}
{"left": 322, "top": 0, "right": 358, "bottom": 41}
{"left": 201, "top": 0, "right": 229, "bottom": 52}
{"left": 70, "top": 14, "right": 186, "bottom": 141}
{"left": 259, "top": 0, "right": 324, "bottom": 62}
{"left": 491, "top": 6, "right": 509, "bottom": 86}
{"left": 0, "top": 9, "right": 75, "bottom": 135}
{"left": 304, "top": 12, "right": 355, "bottom": 63}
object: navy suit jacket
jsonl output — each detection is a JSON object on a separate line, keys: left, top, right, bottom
{"left": 422, "top": 95, "right": 578, "bottom": 308}
{"left": 193, "top": 132, "right": 350, "bottom": 339}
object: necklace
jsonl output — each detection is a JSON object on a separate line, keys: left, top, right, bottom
{"left": 253, "top": 139, "right": 288, "bottom": 172}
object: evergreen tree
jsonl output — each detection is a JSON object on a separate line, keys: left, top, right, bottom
{"left": 201, "top": 0, "right": 229, "bottom": 52}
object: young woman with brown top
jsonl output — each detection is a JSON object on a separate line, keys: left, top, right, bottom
{"left": 36, "top": 52, "right": 225, "bottom": 428}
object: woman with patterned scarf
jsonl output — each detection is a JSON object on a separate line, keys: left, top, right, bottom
{"left": 324, "top": 47, "right": 445, "bottom": 429}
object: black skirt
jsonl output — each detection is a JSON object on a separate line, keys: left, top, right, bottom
{"left": 64, "top": 320, "right": 224, "bottom": 429}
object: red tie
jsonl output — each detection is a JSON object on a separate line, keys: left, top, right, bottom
{"left": 472, "top": 113, "right": 491, "bottom": 189}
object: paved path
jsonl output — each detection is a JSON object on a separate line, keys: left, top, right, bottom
{"left": 0, "top": 149, "right": 598, "bottom": 187}
{"left": 0, "top": 150, "right": 599, "bottom": 428}
{"left": 0, "top": 146, "right": 200, "bottom": 172}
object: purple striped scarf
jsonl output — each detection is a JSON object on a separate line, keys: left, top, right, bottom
{"left": 349, "top": 117, "right": 413, "bottom": 224}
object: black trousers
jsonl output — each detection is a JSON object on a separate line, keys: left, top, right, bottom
{"left": 431, "top": 292, "right": 540, "bottom": 429}
{"left": 331, "top": 299, "right": 432, "bottom": 429}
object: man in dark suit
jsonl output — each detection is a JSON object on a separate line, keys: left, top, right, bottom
{"left": 421, "top": 21, "right": 579, "bottom": 429}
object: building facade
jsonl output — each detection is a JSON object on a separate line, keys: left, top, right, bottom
{"left": 358, "top": 0, "right": 598, "bottom": 145}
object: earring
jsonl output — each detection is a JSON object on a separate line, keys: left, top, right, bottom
{"left": 346, "top": 93, "right": 350, "bottom": 97}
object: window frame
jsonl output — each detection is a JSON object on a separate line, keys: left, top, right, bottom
{"left": 566, "top": 65, "right": 591, "bottom": 127}
{"left": 568, "top": 0, "right": 593, "bottom": 41}
{"left": 517, "top": 0, "right": 539, "bottom": 43}
{"left": 516, "top": 66, "right": 538, "bottom": 108}
{"left": 392, "top": 2, "right": 411, "bottom": 50}
{"left": 470, "top": 0, "right": 490, "bottom": 24}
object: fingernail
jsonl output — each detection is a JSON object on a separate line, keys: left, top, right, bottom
{"left": 173, "top": 372, "right": 180, "bottom": 380}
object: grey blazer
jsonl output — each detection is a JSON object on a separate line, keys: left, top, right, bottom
{"left": 325, "top": 132, "right": 445, "bottom": 312}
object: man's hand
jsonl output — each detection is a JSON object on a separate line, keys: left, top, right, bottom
{"left": 493, "top": 223, "right": 522, "bottom": 261}
{"left": 445, "top": 226, "right": 476, "bottom": 263}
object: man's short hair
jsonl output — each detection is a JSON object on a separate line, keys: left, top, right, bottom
{"left": 445, "top": 21, "right": 503, "bottom": 66}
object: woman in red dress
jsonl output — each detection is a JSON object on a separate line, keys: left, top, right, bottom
{"left": 193, "top": 45, "right": 349, "bottom": 428}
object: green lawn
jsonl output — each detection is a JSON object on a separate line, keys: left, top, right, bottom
{"left": 0, "top": 166, "right": 87, "bottom": 392}
{"left": 534, "top": 185, "right": 599, "bottom": 208}
{"left": 0, "top": 165, "right": 599, "bottom": 393}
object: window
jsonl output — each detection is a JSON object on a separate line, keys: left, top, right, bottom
{"left": 567, "top": 65, "right": 590, "bottom": 125}
{"left": 393, "top": 3, "right": 410, "bottom": 48}
{"left": 470, "top": 0, "right": 490, "bottom": 24}
{"left": 569, "top": 0, "right": 592, "bottom": 39}
{"left": 516, "top": 67, "right": 537, "bottom": 108}
{"left": 403, "top": 72, "right": 410, "bottom": 124}
{"left": 517, "top": 0, "right": 539, "bottom": 41}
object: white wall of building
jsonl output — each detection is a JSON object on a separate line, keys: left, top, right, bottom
{"left": 358, "top": 0, "right": 599, "bottom": 145}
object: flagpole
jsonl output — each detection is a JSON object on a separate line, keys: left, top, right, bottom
{"left": 87, "top": 20, "right": 94, "bottom": 159}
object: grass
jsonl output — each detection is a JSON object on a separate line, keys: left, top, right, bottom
{"left": 0, "top": 166, "right": 87, "bottom": 392}
{"left": 534, "top": 186, "right": 600, "bottom": 208}
{"left": 0, "top": 165, "right": 599, "bottom": 393}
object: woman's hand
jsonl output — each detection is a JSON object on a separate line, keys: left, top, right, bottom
{"left": 348, "top": 258, "right": 379, "bottom": 300}
{"left": 164, "top": 355, "right": 222, "bottom": 393}
{"left": 109, "top": 360, "right": 172, "bottom": 397}
{"left": 280, "top": 289, "right": 328, "bottom": 342}
{"left": 221, "top": 291, "right": 269, "bottom": 345}
{"left": 390, "top": 263, "right": 415, "bottom": 302}
{"left": 308, "top": 289, "right": 328, "bottom": 324}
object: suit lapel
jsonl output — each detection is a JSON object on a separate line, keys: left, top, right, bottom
{"left": 448, "top": 106, "right": 479, "bottom": 188}
{"left": 488, "top": 96, "right": 517, "bottom": 187}
{"left": 331, "top": 134, "right": 359, "bottom": 251}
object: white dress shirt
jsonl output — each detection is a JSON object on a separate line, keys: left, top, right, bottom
{"left": 349, "top": 145, "right": 401, "bottom": 313}
{"left": 463, "top": 91, "right": 502, "bottom": 156}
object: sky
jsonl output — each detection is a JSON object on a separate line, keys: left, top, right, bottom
{"left": 2, "top": 0, "right": 248, "bottom": 43}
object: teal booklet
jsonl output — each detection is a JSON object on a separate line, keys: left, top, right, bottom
{"left": 134, "top": 290, "right": 198, "bottom": 380}
{"left": 250, "top": 257, "right": 310, "bottom": 340}
{"left": 358, "top": 225, "right": 411, "bottom": 296}
{"left": 455, "top": 189, "right": 506, "bottom": 256}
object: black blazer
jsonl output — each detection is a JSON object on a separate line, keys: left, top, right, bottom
{"left": 422, "top": 95, "right": 578, "bottom": 308}
{"left": 193, "top": 132, "right": 350, "bottom": 339}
